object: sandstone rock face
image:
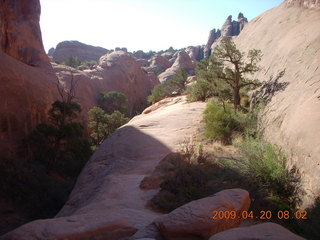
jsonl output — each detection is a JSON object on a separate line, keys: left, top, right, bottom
{"left": 209, "top": 222, "right": 306, "bottom": 240}
{"left": 186, "top": 45, "right": 204, "bottom": 62}
{"left": 285, "top": 0, "right": 320, "bottom": 9}
{"left": 235, "top": 2, "right": 320, "bottom": 206}
{"left": 158, "top": 50, "right": 195, "bottom": 83}
{"left": 2, "top": 96, "right": 206, "bottom": 240}
{"left": 152, "top": 189, "right": 250, "bottom": 240}
{"left": 149, "top": 54, "right": 172, "bottom": 72}
{"left": 53, "top": 51, "right": 159, "bottom": 117}
{"left": 205, "top": 13, "right": 247, "bottom": 58}
{"left": 51, "top": 40, "right": 109, "bottom": 62}
{"left": 204, "top": 29, "right": 221, "bottom": 58}
{"left": 133, "top": 50, "right": 149, "bottom": 60}
{"left": 221, "top": 13, "right": 248, "bottom": 38}
{"left": 0, "top": 51, "right": 57, "bottom": 159}
{"left": 0, "top": 0, "right": 50, "bottom": 66}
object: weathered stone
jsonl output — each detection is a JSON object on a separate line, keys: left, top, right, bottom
{"left": 285, "top": 0, "right": 320, "bottom": 9}
{"left": 209, "top": 222, "right": 306, "bottom": 240}
{"left": 235, "top": 0, "right": 320, "bottom": 206}
{"left": 149, "top": 54, "right": 172, "bottom": 72}
{"left": 204, "top": 29, "right": 221, "bottom": 58}
{"left": 51, "top": 40, "right": 110, "bottom": 62}
{"left": 186, "top": 46, "right": 204, "bottom": 62}
{"left": 153, "top": 189, "right": 250, "bottom": 240}
{"left": 0, "top": 0, "right": 50, "bottom": 66}
{"left": 2, "top": 96, "right": 206, "bottom": 240}
{"left": 158, "top": 51, "right": 195, "bottom": 83}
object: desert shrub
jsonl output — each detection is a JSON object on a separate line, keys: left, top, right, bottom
{"left": 78, "top": 60, "right": 97, "bottom": 70}
{"left": 237, "top": 136, "right": 303, "bottom": 210}
{"left": 167, "top": 68, "right": 188, "bottom": 94}
{"left": 62, "top": 56, "right": 81, "bottom": 68}
{"left": 149, "top": 153, "right": 244, "bottom": 212}
{"left": 147, "top": 84, "right": 169, "bottom": 104}
{"left": 28, "top": 100, "right": 92, "bottom": 178}
{"left": 97, "top": 91, "right": 128, "bottom": 114}
{"left": 148, "top": 68, "right": 188, "bottom": 104}
{"left": 203, "top": 101, "right": 248, "bottom": 144}
{"left": 187, "top": 79, "right": 214, "bottom": 102}
{"left": 88, "top": 107, "right": 129, "bottom": 147}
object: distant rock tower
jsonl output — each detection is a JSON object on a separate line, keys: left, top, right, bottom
{"left": 204, "top": 12, "right": 248, "bottom": 58}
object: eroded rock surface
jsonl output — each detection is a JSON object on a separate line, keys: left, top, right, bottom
{"left": 235, "top": 1, "right": 320, "bottom": 206}
{"left": 158, "top": 51, "right": 195, "bottom": 83}
{"left": 0, "top": 0, "right": 50, "bottom": 66}
{"left": 51, "top": 40, "right": 110, "bottom": 62}
{"left": 2, "top": 96, "right": 206, "bottom": 240}
{"left": 152, "top": 189, "right": 250, "bottom": 240}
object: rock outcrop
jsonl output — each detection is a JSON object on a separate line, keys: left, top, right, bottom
{"left": 0, "top": 0, "right": 50, "bottom": 66}
{"left": 204, "top": 29, "right": 221, "bottom": 58}
{"left": 204, "top": 13, "right": 248, "bottom": 58}
{"left": 51, "top": 40, "right": 110, "bottom": 62}
{"left": 2, "top": 96, "right": 207, "bottom": 240}
{"left": 158, "top": 50, "right": 195, "bottom": 83}
{"left": 186, "top": 45, "right": 204, "bottom": 62}
{"left": 53, "top": 51, "right": 159, "bottom": 117}
{"left": 221, "top": 13, "right": 248, "bottom": 37}
{"left": 149, "top": 54, "right": 172, "bottom": 72}
{"left": 235, "top": 1, "right": 320, "bottom": 206}
{"left": 285, "top": 0, "right": 320, "bottom": 9}
{"left": 152, "top": 189, "right": 250, "bottom": 240}
{"left": 209, "top": 222, "right": 306, "bottom": 240}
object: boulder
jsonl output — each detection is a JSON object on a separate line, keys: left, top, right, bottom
{"left": 51, "top": 40, "right": 110, "bottom": 62}
{"left": 0, "top": 0, "right": 50, "bottom": 66}
{"left": 158, "top": 51, "right": 195, "bottom": 83}
{"left": 149, "top": 54, "right": 172, "bottom": 72}
{"left": 133, "top": 50, "right": 149, "bottom": 60}
{"left": 209, "top": 222, "right": 306, "bottom": 240}
{"left": 152, "top": 189, "right": 250, "bottom": 240}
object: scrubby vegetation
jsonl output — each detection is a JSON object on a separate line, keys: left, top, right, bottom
{"left": 61, "top": 56, "right": 97, "bottom": 70}
{"left": 148, "top": 68, "right": 188, "bottom": 103}
{"left": 88, "top": 107, "right": 129, "bottom": 148}
{"left": 150, "top": 38, "right": 317, "bottom": 239}
{"left": 88, "top": 91, "right": 130, "bottom": 149}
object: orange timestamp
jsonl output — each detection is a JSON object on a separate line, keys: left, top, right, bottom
{"left": 210, "top": 210, "right": 308, "bottom": 220}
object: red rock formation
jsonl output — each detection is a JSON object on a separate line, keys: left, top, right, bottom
{"left": 0, "top": 0, "right": 50, "bottom": 66}
{"left": 51, "top": 41, "right": 110, "bottom": 62}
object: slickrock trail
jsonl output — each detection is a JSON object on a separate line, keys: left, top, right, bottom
{"left": 2, "top": 96, "right": 206, "bottom": 240}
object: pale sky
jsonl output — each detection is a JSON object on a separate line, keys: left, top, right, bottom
{"left": 40, "top": 0, "right": 283, "bottom": 53}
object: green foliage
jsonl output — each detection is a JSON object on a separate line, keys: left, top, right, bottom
{"left": 148, "top": 68, "right": 188, "bottom": 104}
{"left": 237, "top": 136, "right": 303, "bottom": 210}
{"left": 88, "top": 107, "right": 129, "bottom": 147}
{"left": 97, "top": 91, "right": 128, "bottom": 115}
{"left": 187, "top": 79, "right": 214, "bottom": 102}
{"left": 62, "top": 56, "right": 81, "bottom": 68}
{"left": 78, "top": 61, "right": 97, "bottom": 70}
{"left": 203, "top": 101, "right": 248, "bottom": 144}
{"left": 149, "top": 153, "right": 248, "bottom": 212}
{"left": 167, "top": 68, "right": 188, "bottom": 94}
{"left": 28, "top": 100, "right": 91, "bottom": 177}
{"left": 147, "top": 84, "right": 168, "bottom": 103}
{"left": 204, "top": 38, "right": 262, "bottom": 109}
